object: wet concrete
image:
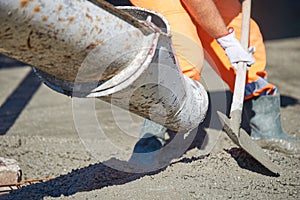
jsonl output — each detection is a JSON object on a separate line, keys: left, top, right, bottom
{"left": 0, "top": 1, "right": 300, "bottom": 199}
{"left": 0, "top": 37, "right": 300, "bottom": 199}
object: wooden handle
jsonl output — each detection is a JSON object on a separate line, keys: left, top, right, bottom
{"left": 230, "top": 0, "right": 252, "bottom": 114}
{"left": 240, "top": 0, "right": 252, "bottom": 49}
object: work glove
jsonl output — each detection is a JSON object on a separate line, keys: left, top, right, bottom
{"left": 217, "top": 28, "right": 255, "bottom": 70}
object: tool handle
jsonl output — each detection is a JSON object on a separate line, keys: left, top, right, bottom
{"left": 230, "top": 0, "right": 252, "bottom": 114}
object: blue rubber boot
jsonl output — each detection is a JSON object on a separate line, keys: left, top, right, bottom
{"left": 244, "top": 93, "right": 300, "bottom": 154}
{"left": 129, "top": 119, "right": 167, "bottom": 170}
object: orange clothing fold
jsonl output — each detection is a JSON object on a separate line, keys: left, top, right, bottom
{"left": 130, "top": 0, "right": 275, "bottom": 97}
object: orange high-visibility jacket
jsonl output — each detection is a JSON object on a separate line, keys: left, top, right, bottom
{"left": 130, "top": 0, "right": 275, "bottom": 99}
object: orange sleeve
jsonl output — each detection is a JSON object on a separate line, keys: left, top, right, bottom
{"left": 130, "top": 0, "right": 203, "bottom": 81}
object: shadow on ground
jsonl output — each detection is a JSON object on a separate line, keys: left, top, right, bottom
{"left": 2, "top": 90, "right": 291, "bottom": 199}
{"left": 2, "top": 161, "right": 163, "bottom": 200}
{"left": 0, "top": 69, "right": 41, "bottom": 135}
{"left": 1, "top": 0, "right": 299, "bottom": 134}
{"left": 225, "top": 148, "right": 279, "bottom": 177}
{"left": 0, "top": 1, "right": 299, "bottom": 198}
{"left": 0, "top": 54, "right": 27, "bottom": 69}
{"left": 1, "top": 127, "right": 208, "bottom": 199}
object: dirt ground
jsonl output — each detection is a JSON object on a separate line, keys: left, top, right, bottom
{"left": 1, "top": 1, "right": 300, "bottom": 200}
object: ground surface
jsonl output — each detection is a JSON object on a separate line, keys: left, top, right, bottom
{"left": 1, "top": 1, "right": 300, "bottom": 200}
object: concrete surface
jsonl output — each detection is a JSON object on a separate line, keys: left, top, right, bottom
{"left": 0, "top": 1, "right": 300, "bottom": 199}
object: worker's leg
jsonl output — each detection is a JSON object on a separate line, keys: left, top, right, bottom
{"left": 129, "top": 119, "right": 167, "bottom": 167}
{"left": 129, "top": 0, "right": 203, "bottom": 158}
{"left": 198, "top": 0, "right": 299, "bottom": 149}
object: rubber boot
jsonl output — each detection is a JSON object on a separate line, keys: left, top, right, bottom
{"left": 134, "top": 119, "right": 167, "bottom": 152}
{"left": 128, "top": 119, "right": 167, "bottom": 170}
{"left": 244, "top": 93, "right": 300, "bottom": 154}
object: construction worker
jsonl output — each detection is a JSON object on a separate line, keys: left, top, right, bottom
{"left": 128, "top": 0, "right": 299, "bottom": 165}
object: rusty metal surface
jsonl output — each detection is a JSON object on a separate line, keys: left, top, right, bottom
{"left": 0, "top": 0, "right": 154, "bottom": 82}
{"left": 0, "top": 3, "right": 209, "bottom": 133}
{"left": 0, "top": 177, "right": 55, "bottom": 194}
{"left": 92, "top": 7, "right": 209, "bottom": 132}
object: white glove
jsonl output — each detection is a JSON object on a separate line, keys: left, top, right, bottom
{"left": 217, "top": 28, "right": 255, "bottom": 70}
